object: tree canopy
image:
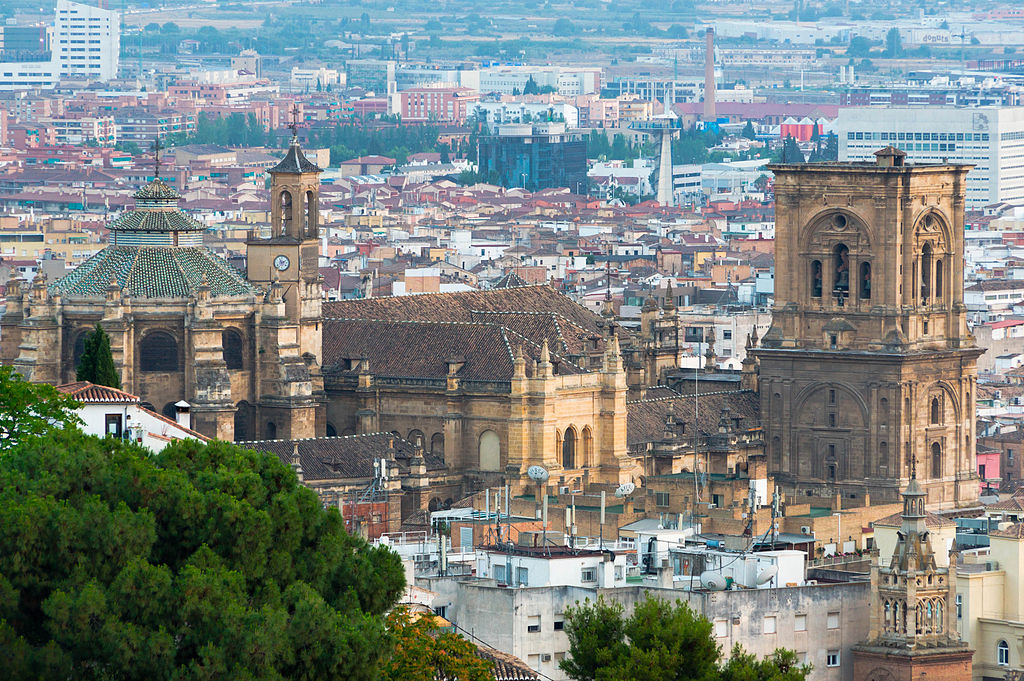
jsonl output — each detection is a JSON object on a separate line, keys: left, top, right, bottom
{"left": 561, "top": 596, "right": 810, "bottom": 681}
{"left": 0, "top": 365, "right": 81, "bottom": 454}
{"left": 380, "top": 608, "right": 493, "bottom": 681}
{"left": 0, "top": 428, "right": 405, "bottom": 680}
{"left": 76, "top": 323, "right": 121, "bottom": 389}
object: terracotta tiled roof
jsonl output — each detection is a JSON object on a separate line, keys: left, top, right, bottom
{"left": 57, "top": 381, "right": 139, "bottom": 403}
{"left": 471, "top": 646, "right": 541, "bottom": 681}
{"left": 239, "top": 432, "right": 443, "bottom": 482}
{"left": 990, "top": 522, "right": 1024, "bottom": 539}
{"left": 626, "top": 390, "right": 760, "bottom": 448}
{"left": 987, "top": 495, "right": 1024, "bottom": 512}
{"left": 322, "top": 319, "right": 585, "bottom": 381}
{"left": 323, "top": 284, "right": 603, "bottom": 335}
{"left": 872, "top": 510, "right": 956, "bottom": 528}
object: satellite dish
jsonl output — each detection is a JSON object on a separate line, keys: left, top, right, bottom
{"left": 615, "top": 482, "right": 636, "bottom": 498}
{"left": 527, "top": 465, "right": 549, "bottom": 483}
{"left": 756, "top": 565, "right": 779, "bottom": 585}
{"left": 700, "top": 571, "right": 727, "bottom": 591}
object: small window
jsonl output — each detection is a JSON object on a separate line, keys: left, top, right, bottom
{"left": 826, "top": 650, "right": 840, "bottom": 667}
{"left": 827, "top": 612, "right": 840, "bottom": 629}
{"left": 655, "top": 492, "right": 670, "bottom": 507}
{"left": 998, "top": 640, "right": 1010, "bottom": 666}
{"left": 516, "top": 567, "right": 529, "bottom": 587}
{"left": 828, "top": 413, "right": 836, "bottom": 428}
{"left": 794, "top": 614, "right": 807, "bottom": 632}
{"left": 811, "top": 260, "right": 823, "bottom": 297}
{"left": 527, "top": 615, "right": 541, "bottom": 633}
{"left": 714, "top": 619, "right": 729, "bottom": 638}
{"left": 763, "top": 616, "right": 777, "bottom": 634}
{"left": 955, "top": 594, "right": 962, "bottom": 619}
{"left": 828, "top": 389, "right": 836, "bottom": 404}
{"left": 554, "top": 620, "right": 564, "bottom": 631}
{"left": 581, "top": 567, "right": 597, "bottom": 583}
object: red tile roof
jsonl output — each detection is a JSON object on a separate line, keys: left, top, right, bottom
{"left": 57, "top": 381, "right": 139, "bottom": 403}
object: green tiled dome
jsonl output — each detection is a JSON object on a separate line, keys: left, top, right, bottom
{"left": 134, "top": 178, "right": 180, "bottom": 200}
{"left": 51, "top": 246, "right": 260, "bottom": 299}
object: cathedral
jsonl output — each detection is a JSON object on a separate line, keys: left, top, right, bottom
{"left": 0, "top": 144, "right": 984, "bottom": 518}
{"left": 0, "top": 133, "right": 325, "bottom": 442}
{"left": 755, "top": 147, "right": 981, "bottom": 509}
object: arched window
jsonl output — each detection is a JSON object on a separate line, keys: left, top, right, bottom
{"left": 859, "top": 261, "right": 871, "bottom": 299}
{"left": 162, "top": 402, "right": 178, "bottom": 420}
{"left": 326, "top": 423, "right": 337, "bottom": 437}
{"left": 931, "top": 397, "right": 941, "bottom": 425}
{"left": 921, "top": 243, "right": 932, "bottom": 303}
{"left": 833, "top": 244, "right": 850, "bottom": 294}
{"left": 305, "top": 190, "right": 317, "bottom": 237}
{"left": 582, "top": 426, "right": 594, "bottom": 467}
{"left": 931, "top": 442, "right": 942, "bottom": 478}
{"left": 562, "top": 427, "right": 577, "bottom": 469}
{"left": 139, "top": 331, "right": 178, "bottom": 372}
{"left": 998, "top": 640, "right": 1010, "bottom": 666}
{"left": 280, "top": 190, "right": 292, "bottom": 235}
{"left": 265, "top": 421, "right": 277, "bottom": 440}
{"left": 408, "top": 429, "right": 425, "bottom": 448}
{"left": 234, "top": 400, "right": 252, "bottom": 441}
{"left": 879, "top": 441, "right": 888, "bottom": 475}
{"left": 879, "top": 397, "right": 889, "bottom": 429}
{"left": 431, "top": 432, "right": 445, "bottom": 460}
{"left": 811, "top": 259, "right": 823, "bottom": 298}
{"left": 222, "top": 328, "right": 244, "bottom": 370}
{"left": 72, "top": 329, "right": 89, "bottom": 369}
{"left": 479, "top": 430, "right": 500, "bottom": 471}
{"left": 934, "top": 257, "right": 943, "bottom": 300}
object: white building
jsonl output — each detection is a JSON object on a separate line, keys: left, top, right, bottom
{"left": 470, "top": 101, "right": 579, "bottom": 128}
{"left": 0, "top": 0, "right": 119, "bottom": 91}
{"left": 478, "top": 66, "right": 601, "bottom": 97}
{"left": 290, "top": 66, "right": 344, "bottom": 90}
{"left": 836, "top": 106, "right": 1024, "bottom": 210}
{"left": 57, "top": 381, "right": 207, "bottom": 453}
{"left": 54, "top": 0, "right": 119, "bottom": 82}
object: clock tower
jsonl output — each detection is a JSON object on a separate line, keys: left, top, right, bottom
{"left": 247, "top": 123, "right": 323, "bottom": 364}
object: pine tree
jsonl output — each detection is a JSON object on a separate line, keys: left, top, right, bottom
{"left": 76, "top": 323, "right": 121, "bottom": 389}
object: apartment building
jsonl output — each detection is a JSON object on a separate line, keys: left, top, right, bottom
{"left": 53, "top": 0, "right": 119, "bottom": 81}
{"left": 836, "top": 106, "right": 1024, "bottom": 209}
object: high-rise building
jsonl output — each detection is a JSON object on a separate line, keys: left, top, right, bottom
{"left": 53, "top": 0, "right": 120, "bottom": 81}
{"left": 836, "top": 106, "right": 1024, "bottom": 210}
{"left": 476, "top": 123, "right": 587, "bottom": 193}
{"left": 754, "top": 147, "right": 982, "bottom": 509}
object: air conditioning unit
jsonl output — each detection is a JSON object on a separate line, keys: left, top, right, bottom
{"left": 801, "top": 526, "right": 812, "bottom": 535}
{"left": 541, "top": 654, "right": 552, "bottom": 662}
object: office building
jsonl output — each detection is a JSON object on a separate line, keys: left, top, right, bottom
{"left": 837, "top": 106, "right": 1024, "bottom": 210}
{"left": 476, "top": 123, "right": 587, "bottom": 192}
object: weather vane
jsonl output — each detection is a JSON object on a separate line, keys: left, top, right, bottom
{"left": 152, "top": 137, "right": 163, "bottom": 180}
{"left": 288, "top": 104, "right": 300, "bottom": 140}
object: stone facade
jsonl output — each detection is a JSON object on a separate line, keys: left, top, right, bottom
{"left": 851, "top": 477, "right": 974, "bottom": 680}
{"left": 0, "top": 141, "right": 325, "bottom": 443}
{"left": 755, "top": 148, "right": 982, "bottom": 509}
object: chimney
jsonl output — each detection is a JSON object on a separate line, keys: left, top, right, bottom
{"left": 174, "top": 400, "right": 191, "bottom": 429}
{"left": 704, "top": 28, "right": 716, "bottom": 122}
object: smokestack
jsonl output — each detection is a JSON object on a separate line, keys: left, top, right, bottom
{"left": 704, "top": 28, "right": 716, "bottom": 122}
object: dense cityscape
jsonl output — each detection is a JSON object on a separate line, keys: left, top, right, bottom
{"left": 5, "top": 0, "right": 1024, "bottom": 679}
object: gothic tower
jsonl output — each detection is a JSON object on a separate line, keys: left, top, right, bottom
{"left": 755, "top": 148, "right": 981, "bottom": 508}
{"left": 851, "top": 476, "right": 973, "bottom": 680}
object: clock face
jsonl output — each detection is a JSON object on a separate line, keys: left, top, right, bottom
{"left": 274, "top": 255, "right": 290, "bottom": 271}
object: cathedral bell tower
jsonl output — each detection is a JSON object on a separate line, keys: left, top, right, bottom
{"left": 754, "top": 148, "right": 981, "bottom": 509}
{"left": 247, "top": 116, "right": 323, "bottom": 364}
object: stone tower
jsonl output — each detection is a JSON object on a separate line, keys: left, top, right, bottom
{"left": 755, "top": 148, "right": 981, "bottom": 508}
{"left": 246, "top": 130, "right": 326, "bottom": 439}
{"left": 247, "top": 127, "right": 323, "bottom": 364}
{"left": 851, "top": 476, "right": 973, "bottom": 680}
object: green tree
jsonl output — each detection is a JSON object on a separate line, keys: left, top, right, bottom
{"left": 884, "top": 27, "right": 904, "bottom": 57}
{"left": 0, "top": 429, "right": 405, "bottom": 679}
{"left": 0, "top": 365, "right": 81, "bottom": 453}
{"left": 742, "top": 120, "right": 756, "bottom": 139}
{"left": 780, "top": 135, "right": 805, "bottom": 163}
{"left": 846, "top": 35, "right": 874, "bottom": 57}
{"left": 161, "top": 22, "right": 180, "bottom": 34}
{"left": 75, "top": 323, "right": 121, "bottom": 389}
{"left": 523, "top": 75, "right": 540, "bottom": 95}
{"left": 563, "top": 596, "right": 810, "bottom": 681}
{"left": 380, "top": 607, "right": 493, "bottom": 681}
{"left": 553, "top": 18, "right": 577, "bottom": 36}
